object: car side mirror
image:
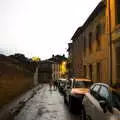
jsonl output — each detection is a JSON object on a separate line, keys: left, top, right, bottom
{"left": 99, "top": 100, "right": 113, "bottom": 113}
{"left": 107, "top": 102, "right": 113, "bottom": 113}
{"left": 99, "top": 100, "right": 107, "bottom": 113}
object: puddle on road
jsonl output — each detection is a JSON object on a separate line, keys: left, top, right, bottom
{"left": 37, "top": 106, "right": 58, "bottom": 117}
{"left": 48, "top": 103, "right": 54, "bottom": 105}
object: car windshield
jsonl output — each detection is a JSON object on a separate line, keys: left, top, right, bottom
{"left": 111, "top": 90, "right": 120, "bottom": 110}
{"left": 73, "top": 80, "right": 92, "bottom": 88}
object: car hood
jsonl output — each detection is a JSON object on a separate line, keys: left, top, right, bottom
{"left": 71, "top": 88, "right": 89, "bottom": 94}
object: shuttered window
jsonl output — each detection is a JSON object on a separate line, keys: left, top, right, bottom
{"left": 97, "top": 63, "right": 101, "bottom": 82}
{"left": 84, "top": 65, "right": 87, "bottom": 77}
{"left": 89, "top": 32, "right": 92, "bottom": 53}
{"left": 116, "top": 47, "right": 120, "bottom": 80}
{"left": 84, "top": 36, "right": 86, "bottom": 56}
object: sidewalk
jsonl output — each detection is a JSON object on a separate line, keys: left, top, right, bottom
{"left": 0, "top": 84, "right": 42, "bottom": 120}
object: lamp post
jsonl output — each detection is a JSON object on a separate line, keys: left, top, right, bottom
{"left": 108, "top": 0, "right": 112, "bottom": 85}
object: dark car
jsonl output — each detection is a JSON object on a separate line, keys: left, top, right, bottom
{"left": 64, "top": 78, "right": 93, "bottom": 112}
{"left": 58, "top": 78, "right": 67, "bottom": 94}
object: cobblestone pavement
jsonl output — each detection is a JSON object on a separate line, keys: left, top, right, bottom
{"left": 14, "top": 84, "right": 80, "bottom": 120}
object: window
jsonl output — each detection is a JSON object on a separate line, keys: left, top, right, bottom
{"left": 116, "top": 47, "right": 120, "bottom": 80}
{"left": 96, "top": 24, "right": 101, "bottom": 49}
{"left": 102, "top": 22, "right": 105, "bottom": 34}
{"left": 89, "top": 64, "right": 92, "bottom": 80}
{"left": 89, "top": 32, "right": 92, "bottom": 53}
{"left": 74, "top": 81, "right": 92, "bottom": 88}
{"left": 83, "top": 65, "right": 87, "bottom": 77}
{"left": 99, "top": 86, "right": 109, "bottom": 100}
{"left": 77, "top": 39, "right": 79, "bottom": 47}
{"left": 116, "top": 0, "right": 120, "bottom": 24}
{"left": 84, "top": 36, "right": 86, "bottom": 56}
{"left": 97, "top": 63, "right": 101, "bottom": 82}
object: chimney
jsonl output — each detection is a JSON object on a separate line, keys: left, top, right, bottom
{"left": 52, "top": 54, "right": 54, "bottom": 58}
{"left": 63, "top": 54, "right": 65, "bottom": 57}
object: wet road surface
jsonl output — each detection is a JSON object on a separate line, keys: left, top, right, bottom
{"left": 14, "top": 84, "right": 80, "bottom": 120}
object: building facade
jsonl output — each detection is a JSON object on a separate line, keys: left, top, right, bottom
{"left": 67, "top": 43, "right": 73, "bottom": 78}
{"left": 38, "top": 60, "right": 53, "bottom": 83}
{"left": 82, "top": 1, "right": 108, "bottom": 83}
{"left": 105, "top": 0, "right": 120, "bottom": 84}
{"left": 48, "top": 55, "right": 68, "bottom": 79}
{"left": 68, "top": 0, "right": 120, "bottom": 85}
{"left": 71, "top": 27, "right": 84, "bottom": 78}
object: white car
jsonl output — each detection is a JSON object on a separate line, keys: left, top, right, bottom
{"left": 64, "top": 78, "right": 92, "bottom": 112}
{"left": 82, "top": 83, "right": 120, "bottom": 120}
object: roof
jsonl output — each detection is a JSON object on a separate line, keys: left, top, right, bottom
{"left": 71, "top": 26, "right": 83, "bottom": 41}
{"left": 82, "top": 1, "right": 105, "bottom": 31}
{"left": 48, "top": 55, "right": 67, "bottom": 63}
{"left": 67, "top": 43, "right": 72, "bottom": 52}
{"left": 71, "top": 1, "right": 105, "bottom": 41}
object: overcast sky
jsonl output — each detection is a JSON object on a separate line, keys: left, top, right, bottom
{"left": 0, "top": 0, "right": 101, "bottom": 60}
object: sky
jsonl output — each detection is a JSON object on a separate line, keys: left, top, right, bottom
{"left": 0, "top": 0, "right": 101, "bottom": 60}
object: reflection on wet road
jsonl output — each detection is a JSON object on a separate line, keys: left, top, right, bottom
{"left": 14, "top": 84, "right": 80, "bottom": 120}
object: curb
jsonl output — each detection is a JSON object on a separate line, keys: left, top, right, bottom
{"left": 0, "top": 84, "right": 42, "bottom": 120}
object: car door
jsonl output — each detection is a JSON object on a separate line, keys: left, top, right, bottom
{"left": 96, "top": 85, "right": 113, "bottom": 120}
{"left": 84, "top": 84, "right": 103, "bottom": 120}
{"left": 89, "top": 85, "right": 112, "bottom": 120}
{"left": 66, "top": 80, "right": 72, "bottom": 103}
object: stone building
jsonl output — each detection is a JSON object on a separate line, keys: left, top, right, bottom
{"left": 70, "top": 1, "right": 107, "bottom": 83}
{"left": 82, "top": 1, "right": 107, "bottom": 83}
{"left": 71, "top": 27, "right": 84, "bottom": 78}
{"left": 105, "top": 0, "right": 120, "bottom": 84}
{"left": 38, "top": 60, "right": 53, "bottom": 83}
{"left": 49, "top": 55, "right": 68, "bottom": 79}
{"left": 67, "top": 43, "right": 73, "bottom": 78}
{"left": 68, "top": 0, "right": 120, "bottom": 85}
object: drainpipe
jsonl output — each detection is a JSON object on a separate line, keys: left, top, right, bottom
{"left": 108, "top": 0, "right": 112, "bottom": 85}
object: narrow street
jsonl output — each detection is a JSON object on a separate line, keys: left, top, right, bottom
{"left": 14, "top": 84, "right": 80, "bottom": 120}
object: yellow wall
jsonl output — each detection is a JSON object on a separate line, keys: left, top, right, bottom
{"left": 106, "top": 0, "right": 120, "bottom": 83}
{"left": 82, "top": 9, "right": 109, "bottom": 83}
{"left": 60, "top": 61, "right": 67, "bottom": 77}
{"left": 71, "top": 0, "right": 120, "bottom": 84}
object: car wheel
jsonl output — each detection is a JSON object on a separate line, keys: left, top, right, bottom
{"left": 86, "top": 116, "right": 92, "bottom": 120}
{"left": 80, "top": 107, "right": 86, "bottom": 120}
{"left": 80, "top": 107, "right": 92, "bottom": 120}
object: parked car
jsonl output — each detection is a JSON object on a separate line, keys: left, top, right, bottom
{"left": 58, "top": 78, "right": 67, "bottom": 94}
{"left": 64, "top": 78, "right": 93, "bottom": 112}
{"left": 81, "top": 83, "right": 120, "bottom": 120}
